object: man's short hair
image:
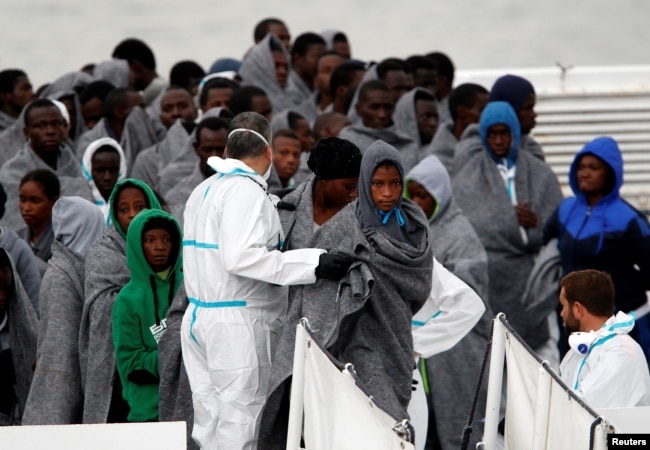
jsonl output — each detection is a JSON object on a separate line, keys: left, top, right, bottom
{"left": 226, "top": 112, "right": 272, "bottom": 159}
{"left": 406, "top": 55, "right": 437, "bottom": 73}
{"left": 79, "top": 80, "right": 116, "bottom": 106}
{"left": 23, "top": 98, "right": 58, "bottom": 127}
{"left": 0, "top": 69, "right": 27, "bottom": 94}
{"left": 291, "top": 32, "right": 326, "bottom": 59}
{"left": 272, "top": 128, "right": 300, "bottom": 143}
{"left": 376, "top": 58, "right": 411, "bottom": 80}
{"left": 329, "top": 61, "right": 366, "bottom": 99}
{"left": 199, "top": 78, "right": 238, "bottom": 109}
{"left": 103, "top": 87, "right": 138, "bottom": 120}
{"left": 169, "top": 60, "right": 205, "bottom": 91}
{"left": 112, "top": 38, "right": 156, "bottom": 70}
{"left": 560, "top": 270, "right": 615, "bottom": 318}
{"left": 357, "top": 79, "right": 391, "bottom": 103}
{"left": 195, "top": 117, "right": 229, "bottom": 145}
{"left": 229, "top": 86, "right": 267, "bottom": 116}
{"left": 414, "top": 89, "right": 436, "bottom": 103}
{"left": 254, "top": 18, "right": 286, "bottom": 43}
{"left": 449, "top": 83, "right": 489, "bottom": 122}
{"left": 426, "top": 52, "right": 454, "bottom": 84}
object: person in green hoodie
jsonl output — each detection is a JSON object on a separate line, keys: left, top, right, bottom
{"left": 112, "top": 208, "right": 183, "bottom": 422}
{"left": 79, "top": 178, "right": 162, "bottom": 424}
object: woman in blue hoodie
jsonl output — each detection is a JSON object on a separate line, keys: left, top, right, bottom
{"left": 544, "top": 136, "right": 650, "bottom": 359}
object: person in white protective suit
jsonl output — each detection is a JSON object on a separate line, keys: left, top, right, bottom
{"left": 558, "top": 269, "right": 650, "bottom": 408}
{"left": 408, "top": 260, "right": 486, "bottom": 450}
{"left": 180, "top": 111, "right": 355, "bottom": 450}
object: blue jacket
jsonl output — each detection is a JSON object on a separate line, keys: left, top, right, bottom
{"left": 544, "top": 136, "right": 650, "bottom": 311}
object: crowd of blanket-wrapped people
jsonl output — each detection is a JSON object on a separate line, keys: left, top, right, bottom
{"left": 1, "top": 17, "right": 649, "bottom": 450}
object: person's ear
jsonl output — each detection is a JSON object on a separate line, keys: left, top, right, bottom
{"left": 573, "top": 301, "right": 586, "bottom": 319}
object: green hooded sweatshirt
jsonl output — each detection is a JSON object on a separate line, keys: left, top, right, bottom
{"left": 112, "top": 209, "right": 183, "bottom": 422}
{"left": 108, "top": 178, "right": 162, "bottom": 240}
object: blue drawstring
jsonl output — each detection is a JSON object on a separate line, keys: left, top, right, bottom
{"left": 378, "top": 208, "right": 405, "bottom": 226}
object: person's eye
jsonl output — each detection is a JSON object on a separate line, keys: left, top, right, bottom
{"left": 136, "top": 204, "right": 146, "bottom": 211}
{"left": 119, "top": 207, "right": 128, "bottom": 213}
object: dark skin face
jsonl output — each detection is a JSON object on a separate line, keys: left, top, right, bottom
{"left": 577, "top": 154, "right": 609, "bottom": 205}
{"left": 142, "top": 228, "right": 173, "bottom": 273}
{"left": 250, "top": 95, "right": 273, "bottom": 121}
{"left": 294, "top": 43, "right": 326, "bottom": 85}
{"left": 268, "top": 22, "right": 291, "bottom": 52}
{"left": 312, "top": 176, "right": 358, "bottom": 225}
{"left": 407, "top": 180, "right": 436, "bottom": 218}
{"left": 332, "top": 41, "right": 351, "bottom": 60}
{"left": 81, "top": 97, "right": 104, "bottom": 130}
{"left": 518, "top": 92, "right": 537, "bottom": 135}
{"left": 159, "top": 89, "right": 196, "bottom": 129}
{"left": 315, "top": 54, "right": 344, "bottom": 94}
{"left": 23, "top": 106, "right": 66, "bottom": 156}
{"left": 202, "top": 87, "right": 233, "bottom": 113}
{"left": 194, "top": 127, "right": 228, "bottom": 178}
{"left": 273, "top": 50, "right": 289, "bottom": 88}
{"left": 115, "top": 187, "right": 148, "bottom": 234}
{"left": 356, "top": 89, "right": 394, "bottom": 130}
{"left": 1, "top": 75, "right": 35, "bottom": 117}
{"left": 382, "top": 70, "right": 413, "bottom": 102}
{"left": 371, "top": 163, "right": 402, "bottom": 212}
{"left": 19, "top": 181, "right": 58, "bottom": 241}
{"left": 485, "top": 124, "right": 512, "bottom": 158}
{"left": 91, "top": 149, "right": 121, "bottom": 201}
{"left": 272, "top": 136, "right": 301, "bottom": 185}
{"left": 413, "top": 68, "right": 437, "bottom": 95}
{"left": 415, "top": 99, "right": 439, "bottom": 145}
{"left": 293, "top": 118, "right": 315, "bottom": 152}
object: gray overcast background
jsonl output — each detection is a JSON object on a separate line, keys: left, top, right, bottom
{"left": 1, "top": 0, "right": 649, "bottom": 88}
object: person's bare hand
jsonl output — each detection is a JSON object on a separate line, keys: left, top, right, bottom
{"left": 515, "top": 201, "right": 541, "bottom": 228}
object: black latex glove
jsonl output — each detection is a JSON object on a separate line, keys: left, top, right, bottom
{"left": 315, "top": 250, "right": 356, "bottom": 280}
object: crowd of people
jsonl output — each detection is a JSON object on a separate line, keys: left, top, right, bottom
{"left": 1, "top": 16, "right": 650, "bottom": 450}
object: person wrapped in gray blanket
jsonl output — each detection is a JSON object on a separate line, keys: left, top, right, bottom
{"left": 0, "top": 247, "right": 38, "bottom": 425}
{"left": 260, "top": 139, "right": 433, "bottom": 447}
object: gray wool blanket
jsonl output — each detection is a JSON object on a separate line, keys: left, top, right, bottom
{"left": 239, "top": 33, "right": 293, "bottom": 114}
{"left": 0, "top": 108, "right": 26, "bottom": 164}
{"left": 1, "top": 249, "right": 39, "bottom": 424}
{"left": 22, "top": 241, "right": 85, "bottom": 424}
{"left": 166, "top": 164, "right": 204, "bottom": 230}
{"left": 393, "top": 87, "right": 435, "bottom": 162}
{"left": 260, "top": 199, "right": 433, "bottom": 448}
{"left": 158, "top": 284, "right": 199, "bottom": 450}
{"left": 78, "top": 226, "right": 129, "bottom": 423}
{"left": 0, "top": 142, "right": 92, "bottom": 231}
{"left": 0, "top": 227, "right": 41, "bottom": 311}
{"left": 337, "top": 123, "right": 420, "bottom": 173}
{"left": 451, "top": 132, "right": 563, "bottom": 343}
{"left": 429, "top": 122, "right": 459, "bottom": 174}
{"left": 131, "top": 119, "right": 192, "bottom": 192}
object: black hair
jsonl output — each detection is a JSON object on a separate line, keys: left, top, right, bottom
{"left": 112, "top": 38, "right": 156, "bottom": 70}
{"left": 448, "top": 83, "right": 489, "bottom": 122}
{"left": 377, "top": 58, "right": 411, "bottom": 80}
{"left": 254, "top": 18, "right": 286, "bottom": 43}
{"left": 195, "top": 117, "right": 229, "bottom": 145}
{"left": 291, "top": 32, "right": 326, "bottom": 59}
{"left": 414, "top": 89, "right": 436, "bottom": 103}
{"left": 357, "top": 79, "right": 391, "bottom": 103}
{"left": 169, "top": 60, "right": 205, "bottom": 91}
{"left": 286, "top": 111, "right": 306, "bottom": 130}
{"left": 308, "top": 137, "right": 362, "bottom": 180}
{"left": 0, "top": 69, "right": 27, "bottom": 95}
{"left": 332, "top": 32, "right": 348, "bottom": 44}
{"left": 273, "top": 128, "right": 300, "bottom": 142}
{"left": 19, "top": 169, "right": 60, "bottom": 200}
{"left": 79, "top": 80, "right": 115, "bottom": 106}
{"left": 229, "top": 86, "right": 268, "bottom": 116}
{"left": 0, "top": 182, "right": 6, "bottom": 220}
{"left": 199, "top": 77, "right": 238, "bottom": 108}
{"left": 406, "top": 55, "right": 437, "bottom": 72}
{"left": 23, "top": 98, "right": 58, "bottom": 127}
{"left": 329, "top": 61, "right": 366, "bottom": 99}
{"left": 426, "top": 52, "right": 454, "bottom": 84}
{"left": 93, "top": 144, "right": 120, "bottom": 158}
{"left": 103, "top": 87, "right": 138, "bottom": 120}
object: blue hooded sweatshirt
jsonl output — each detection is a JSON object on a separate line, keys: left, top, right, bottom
{"left": 544, "top": 136, "right": 650, "bottom": 312}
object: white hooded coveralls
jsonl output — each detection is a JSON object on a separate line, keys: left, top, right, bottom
{"left": 180, "top": 156, "right": 322, "bottom": 450}
{"left": 560, "top": 311, "right": 650, "bottom": 408}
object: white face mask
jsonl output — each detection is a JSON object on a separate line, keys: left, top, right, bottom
{"left": 262, "top": 150, "right": 274, "bottom": 181}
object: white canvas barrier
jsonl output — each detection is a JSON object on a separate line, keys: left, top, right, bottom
{"left": 482, "top": 314, "right": 650, "bottom": 450}
{"left": 288, "top": 321, "right": 414, "bottom": 450}
{"left": 0, "top": 421, "right": 186, "bottom": 450}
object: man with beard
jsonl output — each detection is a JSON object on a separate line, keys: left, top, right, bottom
{"left": 165, "top": 117, "right": 228, "bottom": 228}
{"left": 558, "top": 269, "right": 650, "bottom": 408}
